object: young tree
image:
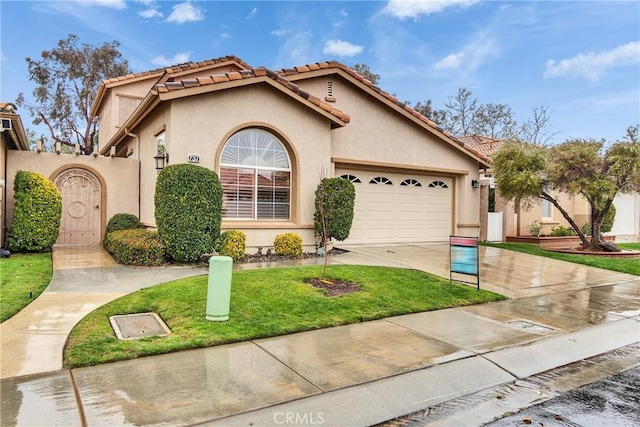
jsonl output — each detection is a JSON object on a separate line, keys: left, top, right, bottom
{"left": 16, "top": 34, "right": 130, "bottom": 154}
{"left": 492, "top": 137, "right": 640, "bottom": 252}
{"left": 314, "top": 177, "right": 356, "bottom": 278}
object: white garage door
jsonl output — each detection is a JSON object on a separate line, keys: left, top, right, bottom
{"left": 336, "top": 169, "right": 452, "bottom": 244}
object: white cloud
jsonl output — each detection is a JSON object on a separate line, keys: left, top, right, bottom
{"left": 246, "top": 7, "right": 257, "bottom": 19}
{"left": 139, "top": 7, "right": 162, "bottom": 19}
{"left": 166, "top": 1, "right": 203, "bottom": 24}
{"left": 76, "top": 0, "right": 126, "bottom": 9}
{"left": 322, "top": 39, "right": 364, "bottom": 57}
{"left": 384, "top": 0, "right": 480, "bottom": 19}
{"left": 434, "top": 52, "right": 465, "bottom": 70}
{"left": 544, "top": 41, "right": 640, "bottom": 82}
{"left": 151, "top": 52, "right": 192, "bottom": 67}
{"left": 271, "top": 28, "right": 291, "bottom": 37}
{"left": 220, "top": 33, "right": 232, "bottom": 40}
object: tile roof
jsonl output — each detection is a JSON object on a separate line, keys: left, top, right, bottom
{"left": 457, "top": 135, "right": 505, "bottom": 158}
{"left": 275, "top": 61, "right": 490, "bottom": 164}
{"left": 101, "top": 55, "right": 252, "bottom": 85}
{"left": 153, "top": 67, "right": 350, "bottom": 124}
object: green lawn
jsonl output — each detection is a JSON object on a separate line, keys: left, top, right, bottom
{"left": 0, "top": 253, "right": 53, "bottom": 323}
{"left": 482, "top": 242, "right": 640, "bottom": 276}
{"left": 64, "top": 265, "right": 504, "bottom": 368}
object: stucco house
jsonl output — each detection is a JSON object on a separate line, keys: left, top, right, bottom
{"left": 5, "top": 56, "right": 491, "bottom": 252}
{"left": 461, "top": 134, "right": 640, "bottom": 241}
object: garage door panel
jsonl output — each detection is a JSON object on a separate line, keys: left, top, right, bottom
{"left": 337, "top": 169, "right": 452, "bottom": 244}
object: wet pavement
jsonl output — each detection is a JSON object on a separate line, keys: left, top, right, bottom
{"left": 486, "top": 365, "right": 640, "bottom": 427}
{"left": 0, "top": 243, "right": 639, "bottom": 426}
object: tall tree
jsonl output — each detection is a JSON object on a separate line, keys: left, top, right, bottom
{"left": 413, "top": 99, "right": 448, "bottom": 128}
{"left": 474, "top": 103, "right": 516, "bottom": 139}
{"left": 16, "top": 34, "right": 130, "bottom": 154}
{"left": 492, "top": 136, "right": 640, "bottom": 252}
{"left": 517, "top": 105, "right": 557, "bottom": 145}
{"left": 442, "top": 88, "right": 479, "bottom": 136}
{"left": 351, "top": 63, "right": 380, "bottom": 85}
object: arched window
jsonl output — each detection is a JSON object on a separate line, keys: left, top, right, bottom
{"left": 400, "top": 179, "right": 422, "bottom": 187}
{"left": 339, "top": 174, "right": 361, "bottom": 183}
{"left": 369, "top": 176, "right": 393, "bottom": 185}
{"left": 428, "top": 180, "right": 448, "bottom": 188}
{"left": 220, "top": 129, "right": 291, "bottom": 220}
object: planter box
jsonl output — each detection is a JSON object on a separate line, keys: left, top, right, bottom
{"left": 506, "top": 235, "right": 616, "bottom": 249}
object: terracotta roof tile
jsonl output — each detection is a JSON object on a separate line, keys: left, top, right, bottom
{"left": 152, "top": 67, "right": 350, "bottom": 125}
{"left": 197, "top": 76, "right": 214, "bottom": 85}
{"left": 100, "top": 55, "right": 252, "bottom": 86}
{"left": 458, "top": 134, "right": 505, "bottom": 158}
{"left": 308, "top": 63, "right": 320, "bottom": 71}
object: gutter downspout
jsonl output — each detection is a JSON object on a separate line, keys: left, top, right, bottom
{"left": 124, "top": 128, "right": 141, "bottom": 220}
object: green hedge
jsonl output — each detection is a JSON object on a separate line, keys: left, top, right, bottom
{"left": 8, "top": 170, "right": 62, "bottom": 252}
{"left": 154, "top": 164, "right": 222, "bottom": 262}
{"left": 104, "top": 229, "right": 165, "bottom": 266}
{"left": 105, "top": 213, "right": 143, "bottom": 235}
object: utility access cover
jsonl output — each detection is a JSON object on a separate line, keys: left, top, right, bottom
{"left": 109, "top": 313, "right": 171, "bottom": 340}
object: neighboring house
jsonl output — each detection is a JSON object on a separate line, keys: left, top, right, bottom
{"left": 90, "top": 56, "right": 490, "bottom": 250}
{"left": 0, "top": 103, "right": 29, "bottom": 248}
{"left": 460, "top": 134, "right": 639, "bottom": 241}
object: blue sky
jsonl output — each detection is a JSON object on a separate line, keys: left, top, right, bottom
{"left": 1, "top": 0, "right": 639, "bottom": 144}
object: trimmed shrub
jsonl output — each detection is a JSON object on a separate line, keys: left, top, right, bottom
{"left": 105, "top": 213, "right": 143, "bottom": 235}
{"left": 154, "top": 164, "right": 222, "bottom": 263}
{"left": 104, "top": 229, "right": 165, "bottom": 266}
{"left": 314, "top": 177, "right": 356, "bottom": 246}
{"left": 215, "top": 230, "right": 246, "bottom": 261}
{"left": 274, "top": 232, "right": 303, "bottom": 258}
{"left": 8, "top": 170, "right": 62, "bottom": 252}
{"left": 550, "top": 225, "right": 576, "bottom": 237}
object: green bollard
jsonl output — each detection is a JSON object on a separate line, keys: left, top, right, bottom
{"left": 206, "top": 256, "right": 232, "bottom": 321}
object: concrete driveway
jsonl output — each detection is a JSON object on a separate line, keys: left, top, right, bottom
{"left": 335, "top": 243, "right": 638, "bottom": 298}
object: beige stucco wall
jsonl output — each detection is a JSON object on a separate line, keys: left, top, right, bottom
{"left": 1, "top": 139, "right": 7, "bottom": 246}
{"left": 5, "top": 151, "right": 139, "bottom": 241}
{"left": 299, "top": 76, "right": 482, "bottom": 237}
{"left": 131, "top": 83, "right": 334, "bottom": 249}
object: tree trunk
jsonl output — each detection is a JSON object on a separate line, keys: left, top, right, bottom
{"left": 583, "top": 202, "right": 621, "bottom": 252}
{"left": 544, "top": 192, "right": 590, "bottom": 247}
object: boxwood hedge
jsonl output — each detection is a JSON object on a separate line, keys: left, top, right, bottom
{"left": 154, "top": 164, "right": 222, "bottom": 262}
{"left": 8, "top": 170, "right": 62, "bottom": 252}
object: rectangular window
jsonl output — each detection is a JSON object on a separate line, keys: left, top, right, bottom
{"left": 156, "top": 131, "right": 165, "bottom": 155}
{"left": 542, "top": 198, "right": 552, "bottom": 218}
{"left": 221, "top": 167, "right": 290, "bottom": 220}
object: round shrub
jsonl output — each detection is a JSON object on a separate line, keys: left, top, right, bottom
{"left": 104, "top": 229, "right": 165, "bottom": 266}
{"left": 215, "top": 230, "right": 246, "bottom": 261}
{"left": 274, "top": 232, "right": 303, "bottom": 258}
{"left": 154, "top": 164, "right": 222, "bottom": 262}
{"left": 105, "top": 213, "right": 143, "bottom": 235}
{"left": 8, "top": 170, "right": 62, "bottom": 252}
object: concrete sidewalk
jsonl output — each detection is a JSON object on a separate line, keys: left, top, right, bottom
{"left": 1, "top": 243, "right": 639, "bottom": 426}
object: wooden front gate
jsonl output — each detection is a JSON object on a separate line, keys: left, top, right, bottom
{"left": 54, "top": 168, "right": 102, "bottom": 245}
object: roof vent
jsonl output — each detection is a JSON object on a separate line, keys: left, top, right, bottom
{"left": 1, "top": 118, "right": 11, "bottom": 132}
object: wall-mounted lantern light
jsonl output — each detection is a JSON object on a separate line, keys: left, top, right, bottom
{"left": 154, "top": 152, "right": 169, "bottom": 170}
{"left": 471, "top": 179, "right": 479, "bottom": 189}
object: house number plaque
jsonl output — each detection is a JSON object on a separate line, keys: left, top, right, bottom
{"left": 188, "top": 154, "right": 200, "bottom": 163}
